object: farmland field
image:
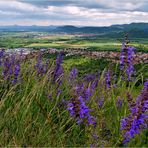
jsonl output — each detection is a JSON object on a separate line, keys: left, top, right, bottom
{"left": 0, "top": 31, "right": 148, "bottom": 147}
{"left": 0, "top": 32, "right": 148, "bottom": 52}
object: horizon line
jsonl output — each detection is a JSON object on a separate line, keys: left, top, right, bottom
{"left": 0, "top": 22, "right": 148, "bottom": 27}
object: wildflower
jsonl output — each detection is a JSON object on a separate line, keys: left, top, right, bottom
{"left": 75, "top": 83, "right": 85, "bottom": 96}
{"left": 67, "top": 98, "right": 79, "bottom": 117}
{"left": 144, "top": 79, "right": 148, "bottom": 90}
{"left": 12, "top": 63, "right": 20, "bottom": 84}
{"left": 120, "top": 44, "right": 135, "bottom": 81}
{"left": 120, "top": 55, "right": 125, "bottom": 78}
{"left": 84, "top": 87, "right": 92, "bottom": 101}
{"left": 127, "top": 92, "right": 136, "bottom": 112}
{"left": 126, "top": 46, "right": 135, "bottom": 81}
{"left": 0, "top": 49, "right": 5, "bottom": 66}
{"left": 75, "top": 83, "right": 93, "bottom": 101}
{"left": 116, "top": 97, "right": 123, "bottom": 109}
{"left": 69, "top": 68, "right": 78, "bottom": 81}
{"left": 84, "top": 73, "right": 96, "bottom": 82}
{"left": 105, "top": 70, "right": 111, "bottom": 88}
{"left": 2, "top": 57, "right": 13, "bottom": 80}
{"left": 35, "top": 55, "right": 48, "bottom": 76}
{"left": 96, "top": 97, "right": 104, "bottom": 109}
{"left": 53, "top": 53, "right": 64, "bottom": 82}
{"left": 67, "top": 96, "right": 96, "bottom": 126}
{"left": 79, "top": 96, "right": 91, "bottom": 118}
{"left": 0, "top": 49, "right": 4, "bottom": 57}
{"left": 120, "top": 80, "right": 148, "bottom": 145}
{"left": 91, "top": 79, "right": 99, "bottom": 90}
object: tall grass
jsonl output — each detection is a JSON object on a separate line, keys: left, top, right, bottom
{"left": 0, "top": 50, "right": 147, "bottom": 147}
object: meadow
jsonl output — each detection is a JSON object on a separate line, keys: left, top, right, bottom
{"left": 0, "top": 38, "right": 148, "bottom": 147}
{"left": 0, "top": 32, "right": 148, "bottom": 52}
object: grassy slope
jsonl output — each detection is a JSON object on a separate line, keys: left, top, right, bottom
{"left": 0, "top": 53, "right": 148, "bottom": 147}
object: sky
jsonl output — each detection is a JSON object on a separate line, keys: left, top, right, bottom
{"left": 0, "top": 0, "right": 148, "bottom": 26}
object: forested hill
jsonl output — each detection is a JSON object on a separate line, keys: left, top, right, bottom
{"left": 0, "top": 23, "right": 148, "bottom": 38}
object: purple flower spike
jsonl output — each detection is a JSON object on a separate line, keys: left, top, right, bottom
{"left": 105, "top": 70, "right": 111, "bottom": 88}
{"left": 126, "top": 46, "right": 135, "bottom": 81}
{"left": 12, "top": 63, "right": 21, "bottom": 84}
{"left": 0, "top": 49, "right": 5, "bottom": 66}
{"left": 69, "top": 68, "right": 78, "bottom": 81}
{"left": 53, "top": 53, "right": 64, "bottom": 83}
{"left": 116, "top": 97, "right": 123, "bottom": 109}
{"left": 120, "top": 43, "right": 135, "bottom": 81}
{"left": 120, "top": 79, "right": 148, "bottom": 145}
{"left": 67, "top": 96, "right": 96, "bottom": 127}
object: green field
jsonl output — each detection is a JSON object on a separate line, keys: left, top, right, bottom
{"left": 0, "top": 32, "right": 148, "bottom": 52}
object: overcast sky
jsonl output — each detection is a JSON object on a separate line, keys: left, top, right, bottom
{"left": 0, "top": 0, "right": 148, "bottom": 26}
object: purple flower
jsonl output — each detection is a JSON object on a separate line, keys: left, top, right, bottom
{"left": 120, "top": 80, "right": 148, "bottom": 145}
{"left": 35, "top": 55, "right": 49, "bottom": 76}
{"left": 12, "top": 63, "right": 20, "bottom": 84}
{"left": 0, "top": 49, "right": 5, "bottom": 66}
{"left": 78, "top": 96, "right": 91, "bottom": 119}
{"left": 75, "top": 83, "right": 85, "bottom": 96}
{"left": 84, "top": 87, "right": 92, "bottom": 101}
{"left": 144, "top": 79, "right": 148, "bottom": 90}
{"left": 88, "top": 116, "right": 97, "bottom": 127}
{"left": 116, "top": 97, "right": 123, "bottom": 109}
{"left": 120, "top": 43, "right": 126, "bottom": 71}
{"left": 2, "top": 57, "right": 13, "bottom": 80}
{"left": 126, "top": 46, "right": 135, "bottom": 81}
{"left": 96, "top": 97, "right": 104, "bottom": 109}
{"left": 1, "top": 54, "right": 21, "bottom": 84}
{"left": 0, "top": 49, "right": 4, "bottom": 57}
{"left": 105, "top": 70, "right": 111, "bottom": 88}
{"left": 120, "top": 53, "right": 125, "bottom": 71}
{"left": 67, "top": 96, "right": 96, "bottom": 127}
{"left": 75, "top": 83, "right": 93, "bottom": 101}
{"left": 69, "top": 68, "right": 78, "bottom": 81}
{"left": 53, "top": 53, "right": 64, "bottom": 83}
{"left": 120, "top": 43, "right": 135, "bottom": 81}
{"left": 67, "top": 100, "right": 77, "bottom": 117}
{"left": 84, "top": 73, "right": 96, "bottom": 82}
{"left": 91, "top": 79, "right": 99, "bottom": 90}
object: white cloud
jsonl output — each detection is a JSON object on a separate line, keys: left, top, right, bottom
{"left": 95, "top": 0, "right": 143, "bottom": 10}
{"left": 0, "top": 0, "right": 40, "bottom": 12}
{"left": 0, "top": 0, "right": 147, "bottom": 26}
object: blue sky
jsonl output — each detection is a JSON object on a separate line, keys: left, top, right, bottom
{"left": 0, "top": 0, "right": 148, "bottom": 26}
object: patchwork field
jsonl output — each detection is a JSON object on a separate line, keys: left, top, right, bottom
{"left": 0, "top": 32, "right": 148, "bottom": 52}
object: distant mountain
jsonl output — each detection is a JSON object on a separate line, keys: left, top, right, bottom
{"left": 54, "top": 23, "right": 148, "bottom": 38}
{"left": 0, "top": 25, "right": 58, "bottom": 32}
{"left": 0, "top": 23, "right": 148, "bottom": 38}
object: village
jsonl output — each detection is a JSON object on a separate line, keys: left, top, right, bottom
{"left": 1, "top": 47, "right": 148, "bottom": 64}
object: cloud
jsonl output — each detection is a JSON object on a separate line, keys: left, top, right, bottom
{"left": 19, "top": 0, "right": 148, "bottom": 11}
{"left": 0, "top": 0, "right": 40, "bottom": 13}
{"left": 0, "top": 0, "right": 148, "bottom": 26}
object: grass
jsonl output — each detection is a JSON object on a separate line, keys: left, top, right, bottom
{"left": 0, "top": 51, "right": 148, "bottom": 147}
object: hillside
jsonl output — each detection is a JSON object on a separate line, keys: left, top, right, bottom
{"left": 0, "top": 23, "right": 148, "bottom": 38}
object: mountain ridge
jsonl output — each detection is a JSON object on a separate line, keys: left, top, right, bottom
{"left": 0, "top": 23, "right": 148, "bottom": 38}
